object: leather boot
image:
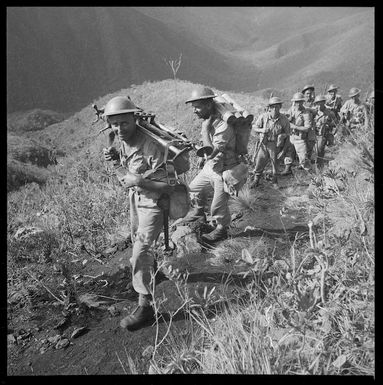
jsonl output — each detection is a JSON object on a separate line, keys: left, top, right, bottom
{"left": 250, "top": 175, "right": 260, "bottom": 188}
{"left": 201, "top": 227, "right": 228, "bottom": 243}
{"left": 280, "top": 164, "right": 292, "bottom": 175}
{"left": 271, "top": 174, "right": 278, "bottom": 186}
{"left": 120, "top": 294, "right": 155, "bottom": 331}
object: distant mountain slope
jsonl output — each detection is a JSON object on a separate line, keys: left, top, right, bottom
{"left": 7, "top": 7, "right": 240, "bottom": 114}
{"left": 7, "top": 7, "right": 374, "bottom": 114}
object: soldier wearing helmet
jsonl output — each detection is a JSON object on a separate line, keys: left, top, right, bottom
{"left": 250, "top": 96, "right": 290, "bottom": 187}
{"left": 286, "top": 92, "right": 313, "bottom": 171}
{"left": 183, "top": 86, "right": 238, "bottom": 242}
{"left": 340, "top": 87, "right": 368, "bottom": 131}
{"left": 302, "top": 84, "right": 316, "bottom": 110}
{"left": 102, "top": 96, "right": 176, "bottom": 331}
{"left": 325, "top": 84, "right": 343, "bottom": 122}
{"left": 313, "top": 95, "right": 337, "bottom": 167}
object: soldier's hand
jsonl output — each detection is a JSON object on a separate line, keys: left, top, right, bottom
{"left": 118, "top": 173, "right": 139, "bottom": 188}
{"left": 103, "top": 147, "right": 118, "bottom": 162}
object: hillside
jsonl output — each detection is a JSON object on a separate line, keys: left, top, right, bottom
{"left": 7, "top": 7, "right": 374, "bottom": 114}
{"left": 22, "top": 79, "right": 266, "bottom": 159}
{"left": 7, "top": 78, "right": 375, "bottom": 375}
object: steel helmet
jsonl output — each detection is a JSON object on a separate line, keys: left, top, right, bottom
{"left": 369, "top": 90, "right": 375, "bottom": 99}
{"left": 314, "top": 95, "right": 327, "bottom": 103}
{"left": 268, "top": 96, "right": 283, "bottom": 106}
{"left": 348, "top": 87, "right": 361, "bottom": 98}
{"left": 103, "top": 96, "right": 141, "bottom": 117}
{"left": 291, "top": 92, "right": 305, "bottom": 102}
{"left": 185, "top": 87, "right": 217, "bottom": 104}
{"left": 327, "top": 84, "right": 338, "bottom": 93}
{"left": 302, "top": 84, "right": 315, "bottom": 93}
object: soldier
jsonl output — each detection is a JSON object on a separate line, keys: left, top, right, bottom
{"left": 325, "top": 84, "right": 343, "bottom": 122}
{"left": 366, "top": 90, "right": 374, "bottom": 122}
{"left": 102, "top": 96, "right": 176, "bottom": 331}
{"left": 302, "top": 84, "right": 316, "bottom": 110}
{"left": 312, "top": 95, "right": 337, "bottom": 167}
{"left": 340, "top": 87, "right": 368, "bottom": 131}
{"left": 286, "top": 92, "right": 313, "bottom": 171}
{"left": 184, "top": 87, "right": 238, "bottom": 242}
{"left": 250, "top": 96, "right": 290, "bottom": 187}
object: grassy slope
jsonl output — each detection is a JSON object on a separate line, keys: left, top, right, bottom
{"left": 7, "top": 80, "right": 374, "bottom": 375}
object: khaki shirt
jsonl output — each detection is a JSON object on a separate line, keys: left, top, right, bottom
{"left": 340, "top": 99, "right": 367, "bottom": 125}
{"left": 325, "top": 94, "right": 343, "bottom": 114}
{"left": 313, "top": 108, "right": 336, "bottom": 136}
{"left": 255, "top": 112, "right": 290, "bottom": 142}
{"left": 287, "top": 106, "right": 313, "bottom": 140}
{"left": 119, "top": 128, "right": 167, "bottom": 182}
{"left": 205, "top": 116, "right": 237, "bottom": 172}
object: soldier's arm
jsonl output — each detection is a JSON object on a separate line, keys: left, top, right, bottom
{"left": 208, "top": 120, "right": 233, "bottom": 160}
{"left": 252, "top": 115, "right": 266, "bottom": 133}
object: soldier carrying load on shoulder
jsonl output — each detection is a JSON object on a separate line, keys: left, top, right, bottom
{"left": 340, "top": 87, "right": 368, "bottom": 132}
{"left": 102, "top": 96, "right": 185, "bottom": 331}
{"left": 183, "top": 87, "right": 240, "bottom": 243}
{"left": 312, "top": 95, "right": 337, "bottom": 167}
{"left": 286, "top": 92, "right": 313, "bottom": 171}
{"left": 250, "top": 96, "right": 290, "bottom": 187}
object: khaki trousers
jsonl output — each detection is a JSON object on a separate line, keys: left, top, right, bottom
{"left": 189, "top": 163, "right": 231, "bottom": 227}
{"left": 254, "top": 141, "right": 277, "bottom": 176}
{"left": 129, "top": 189, "right": 163, "bottom": 295}
{"left": 290, "top": 134, "right": 308, "bottom": 167}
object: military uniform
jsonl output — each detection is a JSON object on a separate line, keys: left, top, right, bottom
{"left": 325, "top": 94, "right": 343, "bottom": 121}
{"left": 189, "top": 114, "right": 237, "bottom": 228}
{"left": 253, "top": 111, "right": 290, "bottom": 178}
{"left": 286, "top": 106, "right": 313, "bottom": 168}
{"left": 340, "top": 99, "right": 367, "bottom": 130}
{"left": 313, "top": 108, "right": 336, "bottom": 166}
{"left": 117, "top": 130, "right": 168, "bottom": 296}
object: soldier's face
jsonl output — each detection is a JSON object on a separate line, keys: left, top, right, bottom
{"left": 329, "top": 91, "right": 336, "bottom": 99}
{"left": 352, "top": 95, "right": 360, "bottom": 103}
{"left": 108, "top": 113, "right": 136, "bottom": 142}
{"left": 191, "top": 100, "right": 212, "bottom": 120}
{"left": 294, "top": 101, "right": 303, "bottom": 109}
{"left": 269, "top": 104, "right": 281, "bottom": 118}
{"left": 304, "top": 90, "right": 312, "bottom": 100}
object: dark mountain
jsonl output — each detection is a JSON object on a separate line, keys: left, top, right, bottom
{"left": 7, "top": 7, "right": 243, "bottom": 114}
{"left": 7, "top": 7, "right": 374, "bottom": 114}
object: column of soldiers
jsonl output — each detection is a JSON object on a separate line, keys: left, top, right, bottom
{"left": 101, "top": 84, "right": 373, "bottom": 331}
{"left": 250, "top": 84, "right": 374, "bottom": 187}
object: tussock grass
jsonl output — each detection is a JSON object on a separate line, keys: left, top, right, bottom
{"left": 7, "top": 81, "right": 374, "bottom": 375}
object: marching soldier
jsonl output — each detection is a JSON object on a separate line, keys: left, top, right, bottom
{"left": 312, "top": 95, "right": 337, "bottom": 167}
{"left": 325, "top": 84, "right": 343, "bottom": 122}
{"left": 184, "top": 87, "right": 238, "bottom": 243}
{"left": 250, "top": 96, "right": 290, "bottom": 187}
{"left": 340, "top": 87, "right": 368, "bottom": 131}
{"left": 286, "top": 92, "right": 313, "bottom": 171}
{"left": 302, "top": 84, "right": 316, "bottom": 110}
{"left": 102, "top": 96, "right": 176, "bottom": 331}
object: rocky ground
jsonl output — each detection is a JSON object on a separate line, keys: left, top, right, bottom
{"left": 7, "top": 171, "right": 317, "bottom": 375}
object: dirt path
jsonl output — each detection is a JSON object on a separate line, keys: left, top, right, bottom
{"left": 8, "top": 172, "right": 313, "bottom": 375}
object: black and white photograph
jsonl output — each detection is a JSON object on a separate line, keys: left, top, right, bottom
{"left": 7, "top": 6, "right": 374, "bottom": 376}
